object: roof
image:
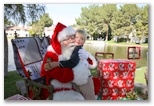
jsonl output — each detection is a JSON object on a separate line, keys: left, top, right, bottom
{"left": 5, "top": 26, "right": 31, "bottom": 31}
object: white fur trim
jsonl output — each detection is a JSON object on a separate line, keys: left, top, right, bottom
{"left": 47, "top": 45, "right": 55, "bottom": 52}
{"left": 72, "top": 61, "right": 91, "bottom": 85}
{"left": 88, "top": 52, "right": 98, "bottom": 69}
{"left": 51, "top": 80, "right": 72, "bottom": 89}
{"left": 51, "top": 80, "right": 85, "bottom": 100}
{"left": 53, "top": 90, "right": 85, "bottom": 100}
{"left": 58, "top": 26, "right": 75, "bottom": 42}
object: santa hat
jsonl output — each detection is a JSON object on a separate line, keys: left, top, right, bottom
{"left": 51, "top": 22, "right": 75, "bottom": 55}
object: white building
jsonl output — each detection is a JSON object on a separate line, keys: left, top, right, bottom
{"left": 44, "top": 26, "right": 55, "bottom": 38}
{"left": 5, "top": 25, "right": 55, "bottom": 37}
{"left": 5, "top": 26, "right": 31, "bottom": 37}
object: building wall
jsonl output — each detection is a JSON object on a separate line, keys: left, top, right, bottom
{"left": 6, "top": 26, "right": 54, "bottom": 37}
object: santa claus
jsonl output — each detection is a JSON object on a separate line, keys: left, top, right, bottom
{"left": 40, "top": 22, "right": 101, "bottom": 100}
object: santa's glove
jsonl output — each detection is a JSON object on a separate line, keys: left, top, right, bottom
{"left": 78, "top": 49, "right": 88, "bottom": 60}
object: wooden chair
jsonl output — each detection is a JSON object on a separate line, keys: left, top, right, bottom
{"left": 95, "top": 52, "right": 114, "bottom": 60}
{"left": 11, "top": 37, "right": 54, "bottom": 100}
{"left": 24, "top": 79, "right": 53, "bottom": 100}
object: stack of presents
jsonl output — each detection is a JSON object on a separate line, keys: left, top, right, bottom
{"left": 97, "top": 59, "right": 136, "bottom": 100}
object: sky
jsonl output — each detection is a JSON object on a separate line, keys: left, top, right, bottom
{"left": 45, "top": 4, "right": 147, "bottom": 26}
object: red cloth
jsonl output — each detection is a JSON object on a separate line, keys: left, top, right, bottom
{"left": 50, "top": 22, "right": 66, "bottom": 55}
{"left": 87, "top": 58, "right": 93, "bottom": 65}
{"left": 29, "top": 51, "right": 74, "bottom": 100}
{"left": 29, "top": 88, "right": 49, "bottom": 100}
{"left": 97, "top": 59, "right": 136, "bottom": 100}
{"left": 92, "top": 77, "right": 101, "bottom": 95}
{"left": 40, "top": 51, "right": 74, "bottom": 84}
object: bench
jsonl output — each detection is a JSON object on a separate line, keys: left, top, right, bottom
{"left": 11, "top": 37, "right": 54, "bottom": 100}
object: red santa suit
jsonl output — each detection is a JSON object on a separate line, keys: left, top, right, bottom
{"left": 41, "top": 23, "right": 75, "bottom": 83}
{"left": 40, "top": 22, "right": 101, "bottom": 100}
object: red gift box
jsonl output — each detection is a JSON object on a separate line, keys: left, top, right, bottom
{"left": 97, "top": 59, "right": 136, "bottom": 100}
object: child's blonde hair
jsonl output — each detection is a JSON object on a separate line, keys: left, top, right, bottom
{"left": 75, "top": 29, "right": 88, "bottom": 41}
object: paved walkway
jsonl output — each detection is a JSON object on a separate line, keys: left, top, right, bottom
{"left": 8, "top": 38, "right": 16, "bottom": 71}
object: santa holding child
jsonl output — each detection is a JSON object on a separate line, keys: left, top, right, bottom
{"left": 40, "top": 22, "right": 101, "bottom": 100}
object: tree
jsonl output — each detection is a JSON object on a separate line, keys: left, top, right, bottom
{"left": 40, "top": 13, "right": 53, "bottom": 27}
{"left": 75, "top": 4, "right": 148, "bottom": 42}
{"left": 29, "top": 13, "right": 53, "bottom": 36}
{"left": 135, "top": 5, "right": 148, "bottom": 39}
{"left": 120, "top": 4, "right": 139, "bottom": 40}
{"left": 110, "top": 9, "right": 124, "bottom": 36}
{"left": 75, "top": 4, "right": 101, "bottom": 37}
{"left": 4, "top": 17, "right": 15, "bottom": 27}
{"left": 4, "top": 4, "right": 45, "bottom": 77}
{"left": 100, "top": 4, "right": 117, "bottom": 41}
{"left": 110, "top": 4, "right": 141, "bottom": 42}
{"left": 76, "top": 4, "right": 104, "bottom": 39}
{"left": 76, "top": 4, "right": 116, "bottom": 41}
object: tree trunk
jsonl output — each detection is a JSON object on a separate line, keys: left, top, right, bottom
{"left": 4, "top": 29, "right": 8, "bottom": 77}
{"left": 105, "top": 24, "right": 109, "bottom": 41}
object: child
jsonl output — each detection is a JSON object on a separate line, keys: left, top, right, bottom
{"left": 45, "top": 29, "right": 88, "bottom": 69}
{"left": 44, "top": 29, "right": 96, "bottom": 100}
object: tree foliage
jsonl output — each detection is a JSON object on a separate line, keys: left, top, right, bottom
{"left": 4, "top": 4, "right": 46, "bottom": 25}
{"left": 4, "top": 4, "right": 46, "bottom": 77}
{"left": 75, "top": 4, "right": 148, "bottom": 41}
{"left": 29, "top": 13, "right": 53, "bottom": 36}
{"left": 76, "top": 4, "right": 101, "bottom": 35}
{"left": 4, "top": 18, "right": 15, "bottom": 27}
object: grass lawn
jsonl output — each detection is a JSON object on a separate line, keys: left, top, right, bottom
{"left": 4, "top": 71, "right": 23, "bottom": 99}
{"left": 134, "top": 67, "right": 147, "bottom": 84}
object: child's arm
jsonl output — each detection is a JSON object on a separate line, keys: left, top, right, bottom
{"left": 78, "top": 48, "right": 88, "bottom": 60}
{"left": 60, "top": 46, "right": 82, "bottom": 68}
{"left": 45, "top": 46, "right": 82, "bottom": 70}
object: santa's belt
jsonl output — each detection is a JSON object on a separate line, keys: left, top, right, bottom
{"left": 53, "top": 88, "right": 76, "bottom": 93}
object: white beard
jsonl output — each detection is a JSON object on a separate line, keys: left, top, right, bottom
{"left": 58, "top": 43, "right": 75, "bottom": 61}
